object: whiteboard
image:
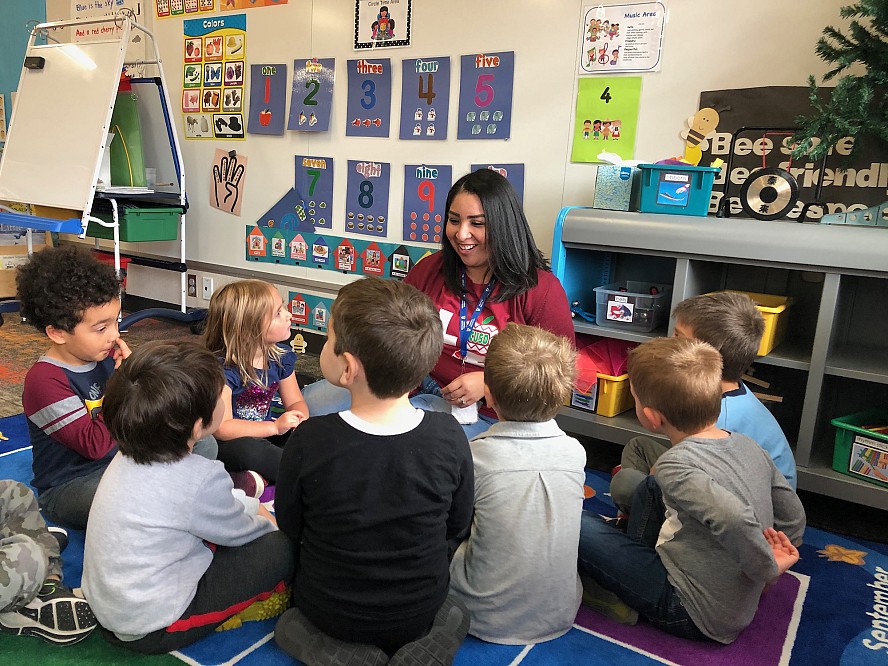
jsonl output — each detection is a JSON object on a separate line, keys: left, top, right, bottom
{"left": 0, "top": 38, "right": 126, "bottom": 211}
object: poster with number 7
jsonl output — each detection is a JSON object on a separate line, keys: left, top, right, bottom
{"left": 288, "top": 58, "right": 335, "bottom": 132}
{"left": 403, "top": 164, "right": 452, "bottom": 243}
{"left": 457, "top": 51, "right": 514, "bottom": 140}
{"left": 295, "top": 155, "right": 334, "bottom": 229}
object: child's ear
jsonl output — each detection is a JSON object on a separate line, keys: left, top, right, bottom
{"left": 483, "top": 384, "right": 496, "bottom": 410}
{"left": 642, "top": 405, "right": 664, "bottom": 431}
{"left": 338, "top": 351, "right": 363, "bottom": 387}
{"left": 189, "top": 417, "right": 205, "bottom": 445}
{"left": 45, "top": 325, "right": 68, "bottom": 346}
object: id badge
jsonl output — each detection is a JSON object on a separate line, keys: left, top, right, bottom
{"left": 451, "top": 402, "right": 478, "bottom": 425}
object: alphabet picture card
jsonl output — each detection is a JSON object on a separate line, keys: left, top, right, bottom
{"left": 346, "top": 160, "right": 391, "bottom": 237}
{"left": 288, "top": 58, "right": 335, "bottom": 132}
{"left": 346, "top": 58, "right": 392, "bottom": 137}
{"left": 403, "top": 165, "right": 452, "bottom": 242}
{"left": 400, "top": 57, "right": 450, "bottom": 140}
{"left": 457, "top": 51, "right": 514, "bottom": 140}
{"left": 248, "top": 63, "right": 287, "bottom": 135}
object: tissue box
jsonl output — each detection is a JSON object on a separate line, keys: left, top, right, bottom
{"left": 593, "top": 165, "right": 638, "bottom": 211}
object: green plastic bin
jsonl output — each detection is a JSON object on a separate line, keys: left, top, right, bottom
{"left": 87, "top": 207, "right": 180, "bottom": 242}
{"left": 831, "top": 409, "right": 888, "bottom": 489}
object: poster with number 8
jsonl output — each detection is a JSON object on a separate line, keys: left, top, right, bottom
{"left": 403, "top": 165, "right": 452, "bottom": 243}
{"left": 288, "top": 58, "right": 335, "bottom": 132}
{"left": 346, "top": 160, "right": 390, "bottom": 237}
{"left": 295, "top": 155, "right": 334, "bottom": 229}
{"left": 346, "top": 58, "right": 392, "bottom": 138}
{"left": 457, "top": 51, "right": 514, "bottom": 140}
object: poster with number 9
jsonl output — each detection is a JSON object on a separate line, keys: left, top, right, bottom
{"left": 346, "top": 58, "right": 392, "bottom": 137}
{"left": 288, "top": 58, "right": 335, "bottom": 132}
{"left": 457, "top": 51, "right": 514, "bottom": 140}
{"left": 403, "top": 165, "right": 452, "bottom": 243}
{"left": 346, "top": 160, "right": 390, "bottom": 237}
{"left": 295, "top": 155, "right": 334, "bottom": 229}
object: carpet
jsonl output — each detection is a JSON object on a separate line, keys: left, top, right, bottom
{"left": 2, "top": 412, "right": 888, "bottom": 665}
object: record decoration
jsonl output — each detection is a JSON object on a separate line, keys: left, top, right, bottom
{"left": 739, "top": 167, "right": 799, "bottom": 221}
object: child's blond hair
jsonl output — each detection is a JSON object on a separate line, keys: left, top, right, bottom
{"left": 202, "top": 279, "right": 286, "bottom": 388}
{"left": 484, "top": 323, "right": 576, "bottom": 422}
{"left": 628, "top": 336, "right": 723, "bottom": 433}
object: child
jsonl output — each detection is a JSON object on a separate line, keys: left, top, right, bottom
{"left": 578, "top": 337, "right": 805, "bottom": 643}
{"left": 0, "top": 480, "right": 97, "bottom": 645}
{"left": 16, "top": 246, "right": 216, "bottom": 529}
{"left": 82, "top": 341, "right": 293, "bottom": 654}
{"left": 203, "top": 279, "right": 309, "bottom": 489}
{"left": 449, "top": 323, "right": 586, "bottom": 644}
{"left": 611, "top": 291, "right": 797, "bottom": 514}
{"left": 274, "top": 277, "right": 474, "bottom": 665}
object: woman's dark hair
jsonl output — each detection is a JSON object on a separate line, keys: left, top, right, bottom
{"left": 441, "top": 169, "right": 549, "bottom": 302}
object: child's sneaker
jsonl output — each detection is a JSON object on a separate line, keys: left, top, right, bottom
{"left": 230, "top": 470, "right": 266, "bottom": 499}
{"left": 0, "top": 580, "right": 97, "bottom": 645}
{"left": 216, "top": 586, "right": 291, "bottom": 631}
{"left": 48, "top": 526, "right": 68, "bottom": 554}
{"left": 388, "top": 595, "right": 470, "bottom": 666}
{"left": 580, "top": 574, "right": 638, "bottom": 625}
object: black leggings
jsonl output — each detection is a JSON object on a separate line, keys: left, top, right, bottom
{"left": 217, "top": 433, "right": 289, "bottom": 483}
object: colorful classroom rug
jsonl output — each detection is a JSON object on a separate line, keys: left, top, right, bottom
{"left": 1, "top": 411, "right": 887, "bottom": 665}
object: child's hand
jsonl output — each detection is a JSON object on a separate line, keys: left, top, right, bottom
{"left": 112, "top": 338, "right": 132, "bottom": 369}
{"left": 765, "top": 527, "right": 799, "bottom": 576}
{"left": 258, "top": 503, "right": 277, "bottom": 526}
{"left": 274, "top": 409, "right": 305, "bottom": 435}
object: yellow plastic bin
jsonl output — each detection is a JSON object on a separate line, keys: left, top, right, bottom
{"left": 831, "top": 409, "right": 888, "bottom": 489}
{"left": 710, "top": 290, "right": 792, "bottom": 356}
{"left": 570, "top": 372, "right": 634, "bottom": 417}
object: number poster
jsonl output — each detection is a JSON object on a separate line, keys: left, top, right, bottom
{"left": 345, "top": 58, "right": 392, "bottom": 137}
{"left": 471, "top": 163, "right": 525, "bottom": 204}
{"left": 288, "top": 58, "right": 335, "bottom": 132}
{"left": 295, "top": 155, "right": 334, "bottom": 230}
{"left": 346, "top": 160, "right": 391, "bottom": 237}
{"left": 457, "top": 51, "right": 514, "bottom": 140}
{"left": 247, "top": 63, "right": 288, "bottom": 135}
{"left": 571, "top": 76, "right": 641, "bottom": 163}
{"left": 399, "top": 57, "right": 450, "bottom": 140}
{"left": 403, "top": 165, "right": 452, "bottom": 243}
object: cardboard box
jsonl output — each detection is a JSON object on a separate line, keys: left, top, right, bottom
{"left": 0, "top": 210, "right": 51, "bottom": 298}
{"left": 593, "top": 165, "right": 638, "bottom": 211}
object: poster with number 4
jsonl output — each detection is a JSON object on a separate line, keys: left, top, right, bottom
{"left": 403, "top": 165, "right": 452, "bottom": 243}
{"left": 457, "top": 51, "right": 514, "bottom": 140}
{"left": 400, "top": 57, "right": 450, "bottom": 140}
{"left": 570, "top": 76, "right": 641, "bottom": 163}
{"left": 289, "top": 58, "right": 334, "bottom": 132}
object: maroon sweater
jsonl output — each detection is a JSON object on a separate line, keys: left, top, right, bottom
{"left": 405, "top": 253, "right": 575, "bottom": 419}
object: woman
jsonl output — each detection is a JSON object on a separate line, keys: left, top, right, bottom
{"left": 303, "top": 169, "right": 574, "bottom": 437}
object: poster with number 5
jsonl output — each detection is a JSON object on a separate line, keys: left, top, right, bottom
{"left": 403, "top": 165, "right": 452, "bottom": 243}
{"left": 457, "top": 51, "right": 514, "bottom": 140}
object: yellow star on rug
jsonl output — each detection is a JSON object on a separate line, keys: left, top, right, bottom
{"left": 0, "top": 431, "right": 7, "bottom": 441}
{"left": 817, "top": 544, "right": 867, "bottom": 565}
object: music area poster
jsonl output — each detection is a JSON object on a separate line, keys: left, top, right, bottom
{"left": 699, "top": 86, "right": 888, "bottom": 220}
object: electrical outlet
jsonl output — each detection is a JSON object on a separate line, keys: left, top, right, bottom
{"left": 202, "top": 277, "right": 214, "bottom": 300}
{"left": 187, "top": 273, "right": 197, "bottom": 298}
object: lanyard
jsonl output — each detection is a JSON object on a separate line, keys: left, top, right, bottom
{"left": 459, "top": 269, "right": 495, "bottom": 361}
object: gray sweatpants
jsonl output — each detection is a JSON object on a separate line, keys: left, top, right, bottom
{"left": 610, "top": 436, "right": 670, "bottom": 513}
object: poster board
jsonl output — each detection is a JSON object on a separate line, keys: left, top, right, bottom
{"left": 0, "top": 37, "right": 126, "bottom": 212}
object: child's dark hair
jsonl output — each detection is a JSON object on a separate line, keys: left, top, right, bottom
{"left": 672, "top": 292, "right": 765, "bottom": 382}
{"left": 484, "top": 323, "right": 576, "bottom": 422}
{"left": 332, "top": 276, "right": 442, "bottom": 399}
{"left": 104, "top": 341, "right": 224, "bottom": 465}
{"left": 16, "top": 245, "right": 120, "bottom": 332}
{"left": 628, "top": 336, "right": 723, "bottom": 433}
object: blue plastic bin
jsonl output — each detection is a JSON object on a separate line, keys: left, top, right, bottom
{"left": 636, "top": 164, "right": 719, "bottom": 217}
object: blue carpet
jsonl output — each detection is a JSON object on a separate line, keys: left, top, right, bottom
{"left": 2, "top": 412, "right": 887, "bottom": 664}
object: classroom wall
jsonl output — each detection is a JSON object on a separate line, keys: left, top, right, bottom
{"left": 41, "top": 0, "right": 844, "bottom": 307}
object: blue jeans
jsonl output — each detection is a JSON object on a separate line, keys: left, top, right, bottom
{"left": 301, "top": 376, "right": 496, "bottom": 439}
{"left": 577, "top": 477, "right": 707, "bottom": 640}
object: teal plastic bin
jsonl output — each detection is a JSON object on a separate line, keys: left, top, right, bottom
{"left": 636, "top": 164, "right": 719, "bottom": 217}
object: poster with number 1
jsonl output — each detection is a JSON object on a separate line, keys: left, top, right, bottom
{"left": 288, "top": 58, "right": 335, "bottom": 132}
{"left": 403, "top": 165, "right": 452, "bottom": 243}
{"left": 571, "top": 76, "right": 641, "bottom": 162}
{"left": 457, "top": 51, "right": 514, "bottom": 140}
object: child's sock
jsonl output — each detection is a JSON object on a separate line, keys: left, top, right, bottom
{"left": 580, "top": 574, "right": 638, "bottom": 625}
{"left": 274, "top": 607, "right": 389, "bottom": 666}
{"left": 216, "top": 586, "right": 290, "bottom": 631}
{"left": 387, "top": 595, "right": 470, "bottom": 666}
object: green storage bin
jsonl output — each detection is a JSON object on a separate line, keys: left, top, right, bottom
{"left": 831, "top": 409, "right": 888, "bottom": 489}
{"left": 87, "top": 207, "right": 180, "bottom": 242}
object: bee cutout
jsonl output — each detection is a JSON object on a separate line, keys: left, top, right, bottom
{"left": 680, "top": 108, "right": 720, "bottom": 166}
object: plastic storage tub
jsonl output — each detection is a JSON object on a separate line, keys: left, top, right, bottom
{"left": 594, "top": 281, "right": 672, "bottom": 332}
{"left": 710, "top": 290, "right": 791, "bottom": 356}
{"left": 636, "top": 163, "right": 719, "bottom": 217}
{"left": 570, "top": 372, "right": 634, "bottom": 417}
{"left": 831, "top": 409, "right": 888, "bottom": 489}
{"left": 87, "top": 207, "right": 180, "bottom": 242}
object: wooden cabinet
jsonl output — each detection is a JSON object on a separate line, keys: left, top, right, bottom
{"left": 551, "top": 207, "right": 888, "bottom": 510}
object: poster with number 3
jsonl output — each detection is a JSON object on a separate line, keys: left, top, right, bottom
{"left": 457, "top": 51, "right": 514, "bottom": 140}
